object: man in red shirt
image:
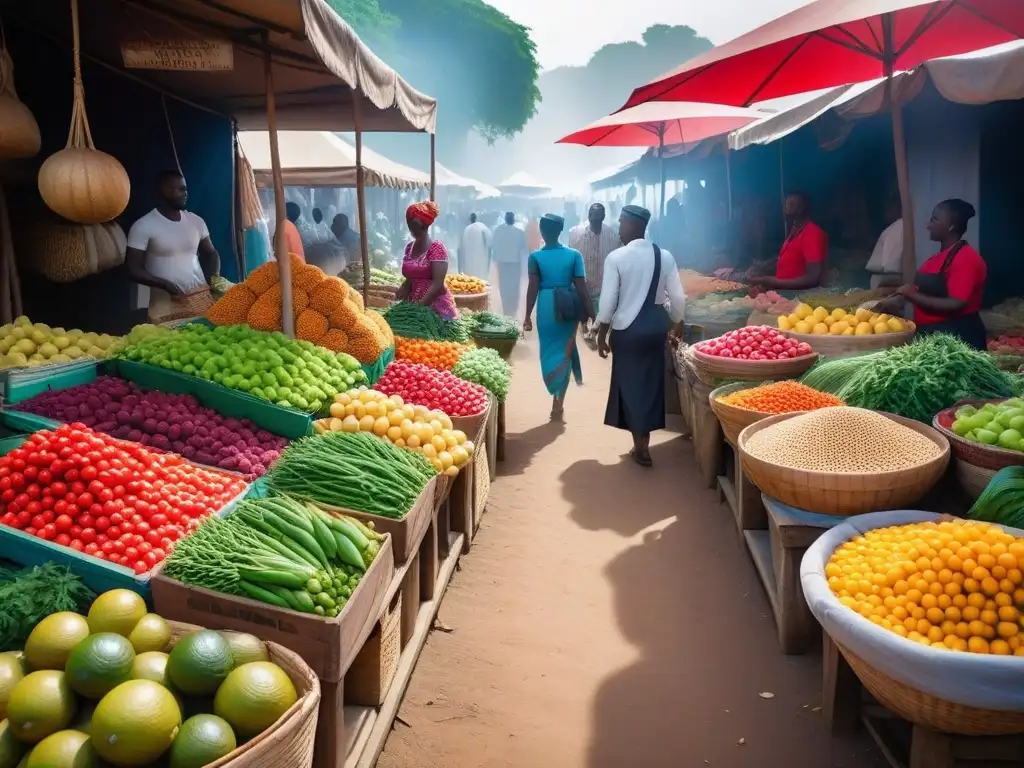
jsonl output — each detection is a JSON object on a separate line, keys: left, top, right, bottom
{"left": 748, "top": 191, "right": 827, "bottom": 290}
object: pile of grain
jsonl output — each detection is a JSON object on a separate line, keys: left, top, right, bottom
{"left": 744, "top": 407, "right": 942, "bottom": 473}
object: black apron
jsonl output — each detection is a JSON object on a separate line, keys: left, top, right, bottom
{"left": 604, "top": 244, "right": 670, "bottom": 434}
{"left": 914, "top": 241, "right": 986, "bottom": 351}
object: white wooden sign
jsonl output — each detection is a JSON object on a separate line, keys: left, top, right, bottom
{"left": 121, "top": 40, "right": 233, "bottom": 71}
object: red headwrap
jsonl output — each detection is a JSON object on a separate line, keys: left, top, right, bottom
{"left": 406, "top": 200, "right": 440, "bottom": 227}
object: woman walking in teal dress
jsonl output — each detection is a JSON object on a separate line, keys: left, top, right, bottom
{"left": 522, "top": 214, "right": 595, "bottom": 419}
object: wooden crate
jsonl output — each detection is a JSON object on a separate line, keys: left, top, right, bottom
{"left": 485, "top": 394, "right": 499, "bottom": 480}
{"left": 472, "top": 441, "right": 491, "bottom": 535}
{"left": 344, "top": 591, "right": 402, "bottom": 707}
{"left": 678, "top": 365, "right": 724, "bottom": 488}
{"left": 448, "top": 461, "right": 475, "bottom": 553}
{"left": 151, "top": 536, "right": 395, "bottom": 682}
{"left": 496, "top": 400, "right": 506, "bottom": 462}
{"left": 717, "top": 441, "right": 767, "bottom": 536}
{"left": 823, "top": 633, "right": 1024, "bottom": 767}
{"left": 743, "top": 496, "right": 847, "bottom": 654}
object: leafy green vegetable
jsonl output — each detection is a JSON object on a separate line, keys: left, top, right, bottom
{"left": 453, "top": 348, "right": 511, "bottom": 401}
{"left": 834, "top": 334, "right": 1019, "bottom": 423}
{"left": 384, "top": 302, "right": 469, "bottom": 342}
{"left": 0, "top": 563, "right": 96, "bottom": 651}
{"left": 799, "top": 352, "right": 886, "bottom": 394}
{"left": 967, "top": 466, "right": 1024, "bottom": 529}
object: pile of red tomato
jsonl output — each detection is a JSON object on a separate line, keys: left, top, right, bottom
{"left": 694, "top": 326, "right": 814, "bottom": 361}
{"left": 376, "top": 360, "right": 489, "bottom": 417}
{"left": 0, "top": 424, "right": 246, "bottom": 574}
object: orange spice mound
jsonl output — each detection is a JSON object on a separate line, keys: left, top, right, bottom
{"left": 718, "top": 380, "right": 843, "bottom": 414}
{"left": 395, "top": 336, "right": 468, "bottom": 371}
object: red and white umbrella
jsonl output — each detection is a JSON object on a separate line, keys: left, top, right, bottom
{"left": 620, "top": 0, "right": 1024, "bottom": 277}
{"left": 557, "top": 102, "right": 763, "bottom": 217}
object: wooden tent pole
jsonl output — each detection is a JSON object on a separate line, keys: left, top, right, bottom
{"left": 263, "top": 32, "right": 294, "bottom": 337}
{"left": 725, "top": 142, "right": 734, "bottom": 222}
{"left": 430, "top": 134, "right": 437, "bottom": 202}
{"left": 658, "top": 124, "right": 667, "bottom": 223}
{"left": 883, "top": 14, "right": 917, "bottom": 283}
{"left": 353, "top": 90, "right": 371, "bottom": 304}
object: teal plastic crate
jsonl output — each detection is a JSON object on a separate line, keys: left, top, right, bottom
{"left": 1, "top": 409, "right": 60, "bottom": 434}
{"left": 0, "top": 478, "right": 258, "bottom": 601}
{"left": 362, "top": 344, "right": 395, "bottom": 385}
{"left": 3, "top": 361, "right": 99, "bottom": 404}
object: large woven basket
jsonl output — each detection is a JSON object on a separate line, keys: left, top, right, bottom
{"left": 453, "top": 291, "right": 489, "bottom": 311}
{"left": 781, "top": 323, "right": 915, "bottom": 358}
{"left": 802, "top": 511, "right": 1024, "bottom": 735}
{"left": 708, "top": 381, "right": 771, "bottom": 446}
{"left": 738, "top": 411, "right": 950, "bottom": 515}
{"left": 166, "top": 621, "right": 320, "bottom": 767}
{"left": 150, "top": 287, "right": 216, "bottom": 325}
{"left": 691, "top": 348, "right": 818, "bottom": 382}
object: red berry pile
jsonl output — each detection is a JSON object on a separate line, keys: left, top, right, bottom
{"left": 376, "top": 361, "right": 489, "bottom": 417}
{"left": 0, "top": 424, "right": 247, "bottom": 574}
{"left": 694, "top": 325, "right": 814, "bottom": 361}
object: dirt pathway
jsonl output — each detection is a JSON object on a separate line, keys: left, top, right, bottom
{"left": 378, "top": 335, "right": 883, "bottom": 768}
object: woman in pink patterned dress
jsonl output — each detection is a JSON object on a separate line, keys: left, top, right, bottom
{"left": 395, "top": 200, "right": 458, "bottom": 319}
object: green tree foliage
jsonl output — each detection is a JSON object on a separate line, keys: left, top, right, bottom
{"left": 326, "top": 0, "right": 540, "bottom": 144}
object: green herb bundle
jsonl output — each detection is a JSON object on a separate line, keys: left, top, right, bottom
{"left": 0, "top": 563, "right": 96, "bottom": 651}
{"left": 384, "top": 301, "right": 469, "bottom": 342}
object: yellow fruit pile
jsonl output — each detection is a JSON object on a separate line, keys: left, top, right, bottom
{"left": 206, "top": 255, "right": 393, "bottom": 363}
{"left": 778, "top": 303, "right": 908, "bottom": 336}
{"left": 828, "top": 519, "right": 1024, "bottom": 655}
{"left": 0, "top": 316, "right": 121, "bottom": 369}
{"left": 445, "top": 273, "right": 487, "bottom": 294}
{"left": 313, "top": 388, "right": 474, "bottom": 476}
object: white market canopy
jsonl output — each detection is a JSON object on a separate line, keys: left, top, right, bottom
{"left": 729, "top": 41, "right": 1024, "bottom": 150}
{"left": 497, "top": 172, "right": 553, "bottom": 197}
{"left": 435, "top": 163, "right": 501, "bottom": 199}
{"left": 238, "top": 131, "right": 429, "bottom": 189}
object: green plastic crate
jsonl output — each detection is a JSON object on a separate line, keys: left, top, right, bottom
{"left": 361, "top": 344, "right": 395, "bottom": 385}
{"left": 3, "top": 361, "right": 99, "bottom": 404}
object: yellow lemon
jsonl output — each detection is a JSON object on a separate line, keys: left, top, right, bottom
{"left": 842, "top": 327, "right": 856, "bottom": 335}
{"left": 794, "top": 320, "right": 812, "bottom": 334}
{"left": 823, "top": 315, "right": 836, "bottom": 327}
{"left": 875, "top": 322, "right": 890, "bottom": 335}
{"left": 855, "top": 307, "right": 873, "bottom": 323}
{"left": 888, "top": 317, "right": 905, "bottom": 333}
{"left": 777, "top": 315, "right": 792, "bottom": 330}
{"left": 829, "top": 320, "right": 850, "bottom": 335}
{"left": 812, "top": 322, "right": 829, "bottom": 335}
{"left": 812, "top": 307, "right": 829, "bottom": 322}
{"left": 795, "top": 303, "right": 813, "bottom": 319}
{"left": 876, "top": 313, "right": 891, "bottom": 324}
{"left": 855, "top": 322, "right": 874, "bottom": 336}
{"left": 831, "top": 308, "right": 848, "bottom": 321}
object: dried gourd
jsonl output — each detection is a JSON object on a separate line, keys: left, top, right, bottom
{"left": 318, "top": 328, "right": 350, "bottom": 353}
{"left": 292, "top": 287, "right": 310, "bottom": 315}
{"left": 329, "top": 299, "right": 359, "bottom": 329}
{"left": 207, "top": 284, "right": 257, "bottom": 326}
{"left": 293, "top": 261, "right": 326, "bottom": 292}
{"left": 247, "top": 284, "right": 283, "bottom": 332}
{"left": 296, "top": 308, "right": 329, "bottom": 343}
{"left": 309, "top": 277, "right": 347, "bottom": 316}
{"left": 0, "top": 45, "right": 40, "bottom": 159}
{"left": 245, "top": 261, "right": 280, "bottom": 295}
{"left": 368, "top": 311, "right": 394, "bottom": 346}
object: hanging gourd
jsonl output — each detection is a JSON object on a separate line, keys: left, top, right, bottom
{"left": 0, "top": 27, "right": 42, "bottom": 159}
{"left": 37, "top": 0, "right": 129, "bottom": 224}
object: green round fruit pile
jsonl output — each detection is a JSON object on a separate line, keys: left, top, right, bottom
{"left": 0, "top": 588, "right": 298, "bottom": 767}
{"left": 951, "top": 398, "right": 1024, "bottom": 451}
{"left": 452, "top": 348, "right": 511, "bottom": 401}
{"left": 117, "top": 323, "right": 368, "bottom": 412}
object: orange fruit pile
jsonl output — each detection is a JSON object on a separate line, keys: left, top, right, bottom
{"left": 828, "top": 519, "right": 1024, "bottom": 655}
{"left": 718, "top": 380, "right": 842, "bottom": 414}
{"left": 395, "top": 337, "right": 468, "bottom": 371}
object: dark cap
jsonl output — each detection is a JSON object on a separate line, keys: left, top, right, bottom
{"left": 621, "top": 205, "right": 651, "bottom": 223}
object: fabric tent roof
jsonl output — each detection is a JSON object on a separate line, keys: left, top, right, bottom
{"left": 238, "top": 131, "right": 429, "bottom": 189}
{"left": 497, "top": 172, "right": 552, "bottom": 196}
{"left": 435, "top": 164, "right": 501, "bottom": 198}
{"left": 7, "top": 0, "right": 436, "bottom": 133}
{"left": 728, "top": 41, "right": 1024, "bottom": 150}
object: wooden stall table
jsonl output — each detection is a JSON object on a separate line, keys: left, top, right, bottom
{"left": 717, "top": 438, "right": 767, "bottom": 537}
{"left": 496, "top": 400, "right": 506, "bottom": 462}
{"left": 823, "top": 633, "right": 1024, "bottom": 768}
{"left": 745, "top": 496, "right": 847, "bottom": 654}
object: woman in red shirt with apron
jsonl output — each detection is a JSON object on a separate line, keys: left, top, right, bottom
{"left": 884, "top": 199, "right": 987, "bottom": 350}
{"left": 748, "top": 192, "right": 828, "bottom": 290}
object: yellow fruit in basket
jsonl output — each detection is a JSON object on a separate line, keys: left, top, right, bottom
{"left": 407, "top": 435, "right": 421, "bottom": 449}
{"left": 422, "top": 443, "right": 437, "bottom": 459}
{"left": 874, "top": 322, "right": 890, "bottom": 335}
{"left": 795, "top": 303, "right": 813, "bottom": 320}
{"left": 855, "top": 322, "right": 873, "bottom": 336}
{"left": 431, "top": 435, "right": 448, "bottom": 453}
{"left": 387, "top": 426, "right": 403, "bottom": 442}
{"left": 831, "top": 308, "right": 847, "bottom": 321}
{"left": 335, "top": 392, "right": 352, "bottom": 406}
{"left": 793, "top": 320, "right": 811, "bottom": 334}
{"left": 812, "top": 307, "right": 829, "bottom": 322}
{"left": 342, "top": 415, "right": 360, "bottom": 432}
{"left": 854, "top": 307, "right": 873, "bottom": 323}
{"left": 888, "top": 317, "right": 905, "bottom": 333}
{"left": 777, "top": 316, "right": 792, "bottom": 330}
{"left": 829, "top": 320, "right": 849, "bottom": 335}
{"left": 388, "top": 410, "right": 405, "bottom": 427}
{"left": 443, "top": 430, "right": 458, "bottom": 448}
{"left": 842, "top": 327, "right": 855, "bottom": 335}
{"left": 452, "top": 429, "right": 467, "bottom": 444}
{"left": 809, "top": 323, "right": 826, "bottom": 335}
{"left": 358, "top": 415, "right": 376, "bottom": 432}
{"left": 373, "top": 417, "right": 390, "bottom": 436}
{"left": 451, "top": 445, "right": 469, "bottom": 465}
{"left": 329, "top": 402, "right": 345, "bottom": 419}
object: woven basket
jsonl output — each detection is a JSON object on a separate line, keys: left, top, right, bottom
{"left": 344, "top": 592, "right": 401, "bottom": 707}
{"left": 781, "top": 323, "right": 915, "bottom": 358}
{"left": 691, "top": 348, "right": 818, "bottom": 382}
{"left": 746, "top": 310, "right": 783, "bottom": 328}
{"left": 453, "top": 291, "right": 489, "bottom": 311}
{"left": 932, "top": 398, "right": 1024, "bottom": 472}
{"left": 738, "top": 411, "right": 950, "bottom": 516}
{"left": 709, "top": 381, "right": 771, "bottom": 446}
{"left": 836, "top": 641, "right": 1024, "bottom": 735}
{"left": 954, "top": 458, "right": 996, "bottom": 502}
{"left": 166, "top": 621, "right": 320, "bottom": 767}
{"left": 473, "top": 334, "right": 517, "bottom": 360}
{"left": 451, "top": 399, "right": 490, "bottom": 441}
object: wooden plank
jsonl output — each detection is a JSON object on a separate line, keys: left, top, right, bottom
{"left": 437, "top": 498, "right": 451, "bottom": 561}
{"left": 449, "top": 462, "right": 474, "bottom": 554}
{"left": 908, "top": 727, "right": 954, "bottom": 768}
{"left": 420, "top": 516, "right": 439, "bottom": 602}
{"left": 350, "top": 533, "right": 464, "bottom": 768}
{"left": 822, "top": 633, "right": 860, "bottom": 737}
{"left": 744, "top": 529, "right": 779, "bottom": 617}
{"left": 314, "top": 678, "right": 346, "bottom": 768}
{"left": 496, "top": 400, "right": 506, "bottom": 462}
{"left": 399, "top": 553, "right": 420, "bottom": 648}
{"left": 343, "top": 706, "right": 376, "bottom": 760}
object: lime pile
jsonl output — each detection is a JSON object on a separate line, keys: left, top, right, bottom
{"left": 0, "top": 588, "right": 298, "bottom": 767}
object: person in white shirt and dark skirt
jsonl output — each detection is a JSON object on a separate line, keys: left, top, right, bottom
{"left": 596, "top": 205, "right": 686, "bottom": 467}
